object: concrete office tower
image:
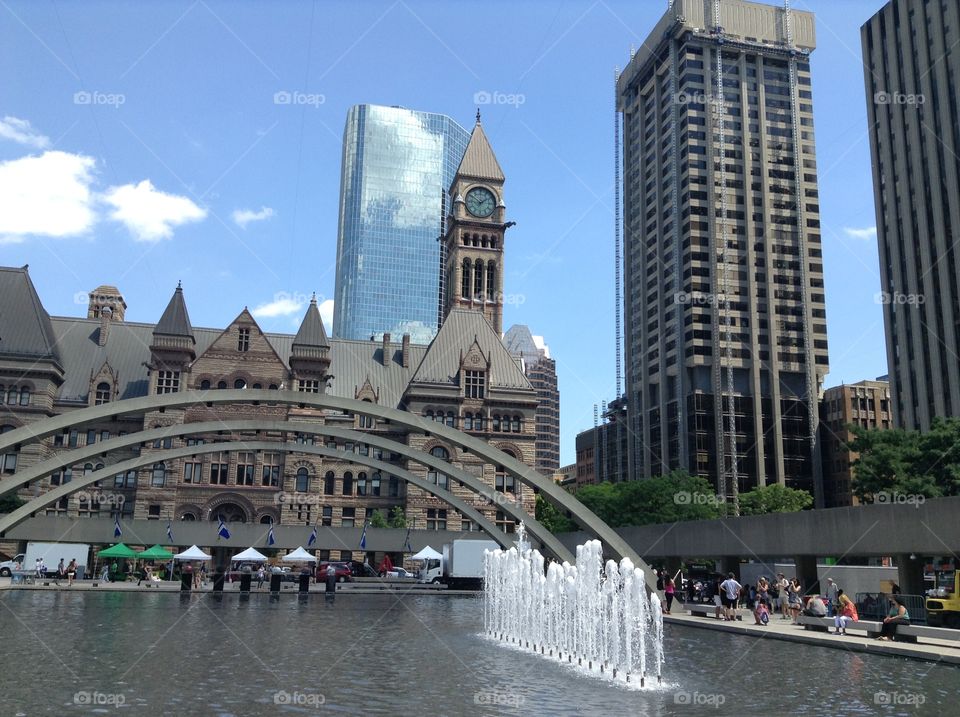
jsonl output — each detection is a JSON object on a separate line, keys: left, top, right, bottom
{"left": 333, "top": 105, "right": 470, "bottom": 344}
{"left": 504, "top": 325, "right": 560, "bottom": 474}
{"left": 617, "top": 0, "right": 829, "bottom": 507}
{"left": 862, "top": 0, "right": 960, "bottom": 431}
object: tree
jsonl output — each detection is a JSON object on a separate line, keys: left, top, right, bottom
{"left": 387, "top": 506, "right": 408, "bottom": 529}
{"left": 535, "top": 494, "right": 577, "bottom": 534}
{"left": 575, "top": 471, "right": 722, "bottom": 528}
{"left": 738, "top": 484, "right": 813, "bottom": 515}
{"left": 0, "top": 494, "right": 24, "bottom": 514}
{"left": 368, "top": 509, "right": 388, "bottom": 528}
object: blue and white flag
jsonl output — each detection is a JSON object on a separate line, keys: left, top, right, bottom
{"left": 113, "top": 516, "right": 122, "bottom": 538}
{"left": 166, "top": 521, "right": 174, "bottom": 543}
{"left": 403, "top": 527, "right": 413, "bottom": 554}
{"left": 267, "top": 524, "right": 276, "bottom": 546}
{"left": 217, "top": 516, "right": 231, "bottom": 540}
{"left": 307, "top": 525, "right": 317, "bottom": 547}
{"left": 359, "top": 523, "right": 367, "bottom": 550}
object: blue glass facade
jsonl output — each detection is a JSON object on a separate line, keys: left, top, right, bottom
{"left": 333, "top": 105, "right": 470, "bottom": 343}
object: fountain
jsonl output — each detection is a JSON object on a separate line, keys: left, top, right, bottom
{"left": 483, "top": 524, "right": 664, "bottom": 687}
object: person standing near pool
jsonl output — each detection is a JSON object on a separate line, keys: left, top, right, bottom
{"left": 719, "top": 573, "right": 742, "bottom": 621}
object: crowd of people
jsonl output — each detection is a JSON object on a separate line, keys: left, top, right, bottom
{"left": 27, "top": 557, "right": 80, "bottom": 586}
{"left": 658, "top": 568, "right": 911, "bottom": 640}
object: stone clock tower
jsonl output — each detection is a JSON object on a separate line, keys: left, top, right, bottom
{"left": 442, "top": 112, "right": 509, "bottom": 335}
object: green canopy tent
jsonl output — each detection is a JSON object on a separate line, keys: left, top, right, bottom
{"left": 95, "top": 543, "right": 139, "bottom": 583}
{"left": 138, "top": 545, "right": 176, "bottom": 581}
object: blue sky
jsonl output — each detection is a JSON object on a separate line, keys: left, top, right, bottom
{"left": 1, "top": 0, "right": 889, "bottom": 465}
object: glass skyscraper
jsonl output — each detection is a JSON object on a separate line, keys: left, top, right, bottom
{"left": 333, "top": 105, "right": 470, "bottom": 343}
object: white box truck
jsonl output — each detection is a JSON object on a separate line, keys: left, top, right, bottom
{"left": 422, "top": 538, "right": 498, "bottom": 589}
{"left": 24, "top": 542, "right": 92, "bottom": 579}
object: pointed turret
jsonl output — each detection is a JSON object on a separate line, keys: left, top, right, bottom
{"left": 149, "top": 283, "right": 195, "bottom": 392}
{"left": 455, "top": 113, "right": 504, "bottom": 182}
{"left": 289, "top": 295, "right": 332, "bottom": 390}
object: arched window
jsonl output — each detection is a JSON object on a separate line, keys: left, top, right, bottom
{"left": 425, "top": 410, "right": 434, "bottom": 421}
{"left": 493, "top": 414, "right": 501, "bottom": 432}
{"left": 428, "top": 446, "right": 449, "bottom": 490}
{"left": 200, "top": 379, "right": 211, "bottom": 390}
{"left": 6, "top": 387, "right": 18, "bottom": 405}
{"left": 259, "top": 515, "right": 274, "bottom": 525}
{"left": 181, "top": 513, "right": 196, "bottom": 521}
{"left": 234, "top": 378, "right": 246, "bottom": 389}
{"left": 463, "top": 413, "right": 473, "bottom": 431}
{"left": 324, "top": 471, "right": 335, "bottom": 495}
{"left": 253, "top": 383, "right": 262, "bottom": 389}
{"left": 151, "top": 463, "right": 166, "bottom": 487}
{"left": 389, "top": 475, "right": 400, "bottom": 497}
{"left": 295, "top": 467, "right": 309, "bottom": 492}
{"left": 512, "top": 415, "right": 522, "bottom": 432}
{"left": 1, "top": 425, "right": 17, "bottom": 474}
{"left": 83, "top": 463, "right": 93, "bottom": 477}
{"left": 342, "top": 472, "right": 353, "bottom": 496}
{"left": 461, "top": 258, "right": 471, "bottom": 298}
{"left": 217, "top": 381, "right": 227, "bottom": 390}
{"left": 18, "top": 387, "right": 30, "bottom": 406}
{"left": 357, "top": 472, "right": 367, "bottom": 496}
{"left": 475, "top": 414, "right": 485, "bottom": 431}
{"left": 269, "top": 384, "right": 279, "bottom": 390}
{"left": 474, "top": 259, "right": 484, "bottom": 298}
{"left": 94, "top": 382, "right": 111, "bottom": 405}
{"left": 371, "top": 472, "right": 381, "bottom": 497}
{"left": 486, "top": 263, "right": 496, "bottom": 301}
{"left": 445, "top": 411, "right": 455, "bottom": 427}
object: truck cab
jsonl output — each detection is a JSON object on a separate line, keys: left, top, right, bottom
{"left": 0, "top": 553, "right": 26, "bottom": 576}
{"left": 925, "top": 571, "right": 960, "bottom": 628}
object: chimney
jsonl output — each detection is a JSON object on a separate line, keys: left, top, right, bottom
{"left": 98, "top": 307, "right": 113, "bottom": 347}
{"left": 401, "top": 333, "right": 410, "bottom": 368}
{"left": 382, "top": 332, "right": 391, "bottom": 366}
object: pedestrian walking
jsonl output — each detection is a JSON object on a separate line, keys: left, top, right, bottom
{"left": 664, "top": 576, "right": 676, "bottom": 614}
{"left": 825, "top": 578, "right": 839, "bottom": 617}
{"left": 256, "top": 565, "right": 265, "bottom": 589}
{"left": 66, "top": 559, "right": 77, "bottom": 586}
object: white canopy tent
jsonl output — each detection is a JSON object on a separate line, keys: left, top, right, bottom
{"left": 282, "top": 547, "right": 317, "bottom": 563}
{"left": 410, "top": 546, "right": 442, "bottom": 562}
{"left": 231, "top": 547, "right": 268, "bottom": 562}
{"left": 174, "top": 545, "right": 212, "bottom": 561}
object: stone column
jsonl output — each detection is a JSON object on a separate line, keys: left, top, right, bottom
{"left": 794, "top": 554, "right": 819, "bottom": 595}
{"left": 895, "top": 554, "right": 925, "bottom": 596}
{"left": 721, "top": 555, "right": 740, "bottom": 578}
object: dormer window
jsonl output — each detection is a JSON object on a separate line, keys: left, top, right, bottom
{"left": 95, "top": 382, "right": 111, "bottom": 405}
{"left": 464, "top": 370, "right": 485, "bottom": 399}
{"left": 238, "top": 327, "right": 251, "bottom": 352}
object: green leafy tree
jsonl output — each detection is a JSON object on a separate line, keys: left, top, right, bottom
{"left": 0, "top": 494, "right": 24, "bottom": 514}
{"left": 576, "top": 471, "right": 721, "bottom": 528}
{"left": 368, "top": 509, "right": 388, "bottom": 528}
{"left": 387, "top": 506, "right": 408, "bottom": 529}
{"left": 534, "top": 494, "right": 577, "bottom": 533}
{"left": 738, "top": 483, "right": 813, "bottom": 515}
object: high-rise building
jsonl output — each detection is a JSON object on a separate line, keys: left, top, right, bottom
{"left": 504, "top": 324, "right": 560, "bottom": 474}
{"left": 574, "top": 398, "right": 629, "bottom": 489}
{"left": 820, "top": 378, "right": 891, "bottom": 507}
{"left": 861, "top": 0, "right": 960, "bottom": 431}
{"left": 618, "top": 0, "right": 829, "bottom": 507}
{"left": 333, "top": 105, "right": 470, "bottom": 344}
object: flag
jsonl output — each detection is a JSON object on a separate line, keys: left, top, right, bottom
{"left": 217, "top": 516, "right": 231, "bottom": 540}
{"left": 166, "top": 521, "right": 174, "bottom": 543}
{"left": 113, "top": 516, "right": 122, "bottom": 538}
{"left": 403, "top": 527, "right": 413, "bottom": 553}
{"left": 267, "top": 524, "right": 275, "bottom": 546}
{"left": 359, "top": 522, "right": 367, "bottom": 550}
{"left": 307, "top": 525, "right": 317, "bottom": 547}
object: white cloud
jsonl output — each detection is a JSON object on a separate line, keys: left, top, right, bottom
{"left": 232, "top": 206, "right": 274, "bottom": 228}
{"left": 844, "top": 226, "right": 877, "bottom": 240}
{"left": 532, "top": 334, "right": 551, "bottom": 359}
{"left": 318, "top": 298, "right": 334, "bottom": 332}
{"left": 252, "top": 294, "right": 306, "bottom": 318}
{"left": 103, "top": 179, "right": 207, "bottom": 241}
{"left": 0, "top": 116, "right": 50, "bottom": 149}
{"left": 0, "top": 151, "right": 98, "bottom": 238}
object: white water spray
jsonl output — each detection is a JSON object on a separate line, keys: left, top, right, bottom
{"left": 483, "top": 525, "right": 664, "bottom": 686}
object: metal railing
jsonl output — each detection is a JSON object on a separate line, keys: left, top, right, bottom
{"left": 855, "top": 593, "right": 927, "bottom": 625}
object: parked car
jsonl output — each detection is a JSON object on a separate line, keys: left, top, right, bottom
{"left": 315, "top": 562, "right": 352, "bottom": 582}
{"left": 347, "top": 561, "right": 378, "bottom": 578}
{"left": 386, "top": 567, "right": 415, "bottom": 580}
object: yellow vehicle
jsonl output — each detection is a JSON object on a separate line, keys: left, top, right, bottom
{"left": 925, "top": 571, "right": 960, "bottom": 628}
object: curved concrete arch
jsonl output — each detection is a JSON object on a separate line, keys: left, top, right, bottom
{"left": 0, "top": 440, "right": 521, "bottom": 554}
{"left": 0, "top": 390, "right": 646, "bottom": 576}
{"left": 0, "top": 419, "right": 569, "bottom": 559}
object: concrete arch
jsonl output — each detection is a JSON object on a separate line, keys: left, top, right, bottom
{"left": 0, "top": 390, "right": 648, "bottom": 578}
{"left": 0, "top": 419, "right": 565, "bottom": 561}
{"left": 0, "top": 440, "right": 517, "bottom": 552}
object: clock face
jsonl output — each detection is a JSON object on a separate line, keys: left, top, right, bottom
{"left": 465, "top": 187, "right": 496, "bottom": 218}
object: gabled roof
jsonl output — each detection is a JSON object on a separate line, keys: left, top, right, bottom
{"left": 0, "top": 266, "right": 62, "bottom": 365}
{"left": 292, "top": 296, "right": 329, "bottom": 350}
{"left": 409, "top": 310, "right": 530, "bottom": 391}
{"left": 154, "top": 284, "right": 193, "bottom": 339}
{"left": 454, "top": 117, "right": 504, "bottom": 183}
